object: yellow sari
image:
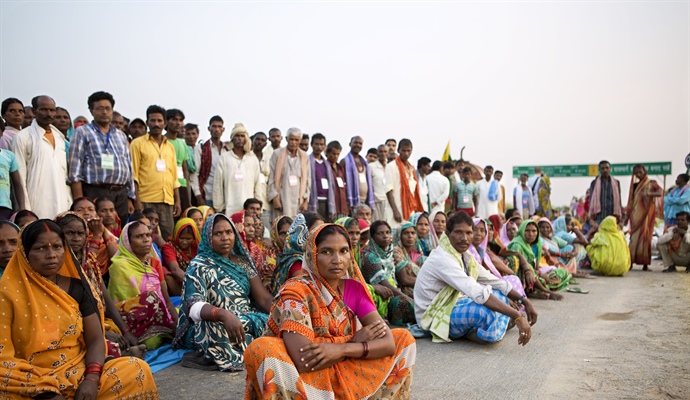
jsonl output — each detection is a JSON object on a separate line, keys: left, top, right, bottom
{"left": 0, "top": 223, "right": 159, "bottom": 399}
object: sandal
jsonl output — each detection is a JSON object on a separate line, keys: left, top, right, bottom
{"left": 567, "top": 287, "right": 589, "bottom": 294}
{"left": 181, "top": 351, "right": 218, "bottom": 371}
{"left": 662, "top": 265, "right": 677, "bottom": 273}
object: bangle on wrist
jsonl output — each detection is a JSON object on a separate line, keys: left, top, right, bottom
{"left": 211, "top": 307, "right": 222, "bottom": 321}
{"left": 360, "top": 341, "right": 369, "bottom": 358}
{"left": 513, "top": 316, "right": 522, "bottom": 323}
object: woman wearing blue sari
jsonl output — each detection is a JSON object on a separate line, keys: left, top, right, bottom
{"left": 174, "top": 213, "right": 273, "bottom": 371}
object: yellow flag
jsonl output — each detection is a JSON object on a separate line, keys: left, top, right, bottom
{"left": 441, "top": 140, "right": 452, "bottom": 162}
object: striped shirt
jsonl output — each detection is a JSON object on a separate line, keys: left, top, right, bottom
{"left": 453, "top": 181, "right": 478, "bottom": 209}
{"left": 67, "top": 123, "right": 135, "bottom": 198}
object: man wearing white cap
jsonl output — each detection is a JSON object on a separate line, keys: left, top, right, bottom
{"left": 213, "top": 123, "right": 261, "bottom": 215}
{"left": 268, "top": 127, "right": 311, "bottom": 219}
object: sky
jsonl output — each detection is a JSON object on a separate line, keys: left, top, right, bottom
{"left": 1, "top": 0, "right": 688, "bottom": 207}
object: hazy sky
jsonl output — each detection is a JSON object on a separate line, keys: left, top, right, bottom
{"left": 1, "top": 1, "right": 688, "bottom": 207}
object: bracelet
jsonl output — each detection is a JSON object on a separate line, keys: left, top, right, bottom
{"left": 211, "top": 307, "right": 222, "bottom": 321}
{"left": 513, "top": 316, "right": 522, "bottom": 324}
{"left": 361, "top": 341, "right": 369, "bottom": 358}
{"left": 84, "top": 376, "right": 100, "bottom": 385}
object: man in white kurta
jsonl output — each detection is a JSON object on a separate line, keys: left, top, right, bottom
{"left": 213, "top": 123, "right": 261, "bottom": 215}
{"left": 476, "top": 165, "right": 501, "bottom": 219}
{"left": 268, "top": 128, "right": 311, "bottom": 220}
{"left": 12, "top": 96, "right": 72, "bottom": 219}
{"left": 384, "top": 139, "right": 423, "bottom": 229}
{"left": 369, "top": 144, "right": 390, "bottom": 222}
{"left": 426, "top": 161, "right": 450, "bottom": 218}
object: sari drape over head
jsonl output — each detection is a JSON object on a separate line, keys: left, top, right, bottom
{"left": 626, "top": 167, "right": 663, "bottom": 265}
{"left": 271, "top": 213, "right": 310, "bottom": 295}
{"left": 245, "top": 224, "right": 416, "bottom": 399}
{"left": 587, "top": 216, "right": 630, "bottom": 276}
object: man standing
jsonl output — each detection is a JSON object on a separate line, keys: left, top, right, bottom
{"left": 495, "top": 170, "right": 506, "bottom": 214}
{"left": 427, "top": 161, "right": 450, "bottom": 218}
{"left": 68, "top": 91, "right": 135, "bottom": 224}
{"left": 453, "top": 159, "right": 466, "bottom": 186}
{"left": 128, "top": 118, "right": 147, "bottom": 141}
{"left": 22, "top": 105, "right": 34, "bottom": 129}
{"left": 268, "top": 127, "right": 311, "bottom": 219}
{"left": 326, "top": 141, "right": 350, "bottom": 219}
{"left": 442, "top": 161, "right": 455, "bottom": 213}
{"left": 417, "top": 157, "right": 432, "bottom": 212}
{"left": 165, "top": 109, "right": 191, "bottom": 212}
{"left": 365, "top": 148, "right": 378, "bottom": 164}
{"left": 452, "top": 166, "right": 479, "bottom": 216}
{"left": 251, "top": 131, "right": 271, "bottom": 228}
{"left": 588, "top": 160, "right": 622, "bottom": 223}
{"left": 414, "top": 211, "right": 537, "bottom": 344}
{"left": 111, "top": 111, "right": 126, "bottom": 132}
{"left": 263, "top": 127, "right": 282, "bottom": 166}
{"left": 130, "top": 105, "right": 181, "bottom": 240}
{"left": 341, "top": 136, "right": 375, "bottom": 212}
{"left": 183, "top": 123, "right": 200, "bottom": 205}
{"left": 299, "top": 134, "right": 310, "bottom": 152}
{"left": 513, "top": 173, "right": 535, "bottom": 220}
{"left": 385, "top": 139, "right": 424, "bottom": 228}
{"left": 476, "top": 165, "right": 501, "bottom": 219}
{"left": 370, "top": 144, "right": 390, "bottom": 222}
{"left": 191, "top": 116, "right": 229, "bottom": 207}
{"left": 308, "top": 133, "right": 336, "bottom": 221}
{"left": 385, "top": 138, "right": 398, "bottom": 163}
{"left": 13, "top": 95, "right": 72, "bottom": 218}
{"left": 659, "top": 211, "right": 690, "bottom": 273}
{"left": 213, "top": 123, "right": 261, "bottom": 215}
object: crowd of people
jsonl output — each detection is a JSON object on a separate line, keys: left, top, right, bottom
{"left": 1, "top": 91, "right": 688, "bottom": 399}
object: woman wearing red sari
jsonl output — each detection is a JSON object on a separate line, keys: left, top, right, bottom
{"left": 625, "top": 164, "right": 663, "bottom": 270}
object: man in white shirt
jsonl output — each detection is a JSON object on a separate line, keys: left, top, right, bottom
{"left": 476, "top": 165, "right": 501, "bottom": 219}
{"left": 213, "top": 123, "right": 261, "bottom": 215}
{"left": 417, "top": 157, "right": 431, "bottom": 213}
{"left": 369, "top": 144, "right": 390, "bottom": 222}
{"left": 12, "top": 95, "right": 72, "bottom": 218}
{"left": 262, "top": 127, "right": 282, "bottom": 167}
{"left": 426, "top": 161, "right": 450, "bottom": 218}
{"left": 414, "top": 211, "right": 538, "bottom": 344}
{"left": 251, "top": 131, "right": 271, "bottom": 228}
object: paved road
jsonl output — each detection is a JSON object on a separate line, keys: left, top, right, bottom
{"left": 154, "top": 263, "right": 690, "bottom": 399}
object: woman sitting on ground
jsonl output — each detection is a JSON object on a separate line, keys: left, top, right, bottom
{"left": 197, "top": 205, "right": 215, "bottom": 226}
{"left": 270, "top": 212, "right": 325, "bottom": 295}
{"left": 538, "top": 218, "right": 579, "bottom": 275}
{"left": 55, "top": 212, "right": 145, "bottom": 358}
{"left": 0, "top": 220, "right": 158, "bottom": 399}
{"left": 470, "top": 218, "right": 526, "bottom": 302}
{"left": 243, "top": 213, "right": 268, "bottom": 273}
{"left": 244, "top": 224, "right": 416, "bottom": 399}
{"left": 0, "top": 221, "right": 19, "bottom": 279}
{"left": 71, "top": 197, "right": 119, "bottom": 276}
{"left": 430, "top": 211, "right": 447, "bottom": 240}
{"left": 392, "top": 221, "right": 421, "bottom": 296}
{"left": 507, "top": 220, "right": 568, "bottom": 300}
{"left": 95, "top": 197, "right": 122, "bottom": 237}
{"left": 360, "top": 220, "right": 417, "bottom": 325}
{"left": 553, "top": 214, "right": 589, "bottom": 266}
{"left": 259, "top": 216, "right": 293, "bottom": 287}
{"left": 359, "top": 218, "right": 370, "bottom": 248}
{"left": 108, "top": 221, "right": 178, "bottom": 350}
{"left": 335, "top": 217, "right": 362, "bottom": 265}
{"left": 409, "top": 211, "right": 438, "bottom": 260}
{"left": 174, "top": 213, "right": 272, "bottom": 371}
{"left": 10, "top": 209, "right": 38, "bottom": 227}
{"left": 183, "top": 206, "right": 205, "bottom": 232}
{"left": 162, "top": 218, "right": 201, "bottom": 296}
{"left": 586, "top": 216, "right": 631, "bottom": 276}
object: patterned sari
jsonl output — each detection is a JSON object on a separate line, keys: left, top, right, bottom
{"left": 360, "top": 237, "right": 416, "bottom": 325}
{"left": 0, "top": 221, "right": 158, "bottom": 399}
{"left": 392, "top": 222, "right": 421, "bottom": 296}
{"left": 271, "top": 214, "right": 309, "bottom": 295}
{"left": 244, "top": 224, "right": 416, "bottom": 399}
{"left": 174, "top": 214, "right": 269, "bottom": 371}
{"left": 470, "top": 218, "right": 525, "bottom": 297}
{"left": 259, "top": 216, "right": 291, "bottom": 288}
{"left": 409, "top": 212, "right": 438, "bottom": 259}
{"left": 108, "top": 222, "right": 175, "bottom": 348}
{"left": 626, "top": 168, "right": 663, "bottom": 265}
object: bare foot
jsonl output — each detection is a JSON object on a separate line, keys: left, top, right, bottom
{"left": 123, "top": 344, "right": 147, "bottom": 359}
{"left": 549, "top": 292, "right": 564, "bottom": 301}
{"left": 528, "top": 291, "right": 551, "bottom": 300}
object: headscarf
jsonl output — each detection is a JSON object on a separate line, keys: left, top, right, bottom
{"left": 165, "top": 218, "right": 200, "bottom": 272}
{"left": 108, "top": 221, "right": 165, "bottom": 303}
{"left": 507, "top": 220, "right": 542, "bottom": 266}
{"left": 488, "top": 214, "right": 503, "bottom": 241}
{"left": 270, "top": 215, "right": 292, "bottom": 251}
{"left": 0, "top": 220, "right": 105, "bottom": 398}
{"left": 499, "top": 217, "right": 519, "bottom": 246}
{"left": 230, "top": 123, "right": 252, "bottom": 153}
{"left": 197, "top": 205, "right": 214, "bottom": 225}
{"left": 552, "top": 216, "right": 568, "bottom": 236}
{"left": 271, "top": 213, "right": 310, "bottom": 294}
{"left": 360, "top": 224, "right": 397, "bottom": 285}
{"left": 335, "top": 217, "right": 361, "bottom": 266}
{"left": 409, "top": 211, "right": 438, "bottom": 255}
{"left": 183, "top": 206, "right": 202, "bottom": 218}
{"left": 586, "top": 216, "right": 630, "bottom": 276}
{"left": 392, "top": 221, "right": 423, "bottom": 272}
{"left": 196, "top": 213, "right": 257, "bottom": 293}
{"left": 265, "top": 224, "right": 372, "bottom": 339}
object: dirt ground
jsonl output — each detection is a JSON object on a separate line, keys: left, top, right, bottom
{"left": 154, "top": 261, "right": 690, "bottom": 399}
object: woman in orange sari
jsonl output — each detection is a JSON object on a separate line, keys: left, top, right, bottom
{"left": 625, "top": 164, "right": 663, "bottom": 270}
{"left": 245, "top": 224, "right": 416, "bottom": 399}
{"left": 0, "top": 220, "right": 158, "bottom": 399}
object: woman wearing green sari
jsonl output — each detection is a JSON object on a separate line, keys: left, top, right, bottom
{"left": 360, "top": 220, "right": 416, "bottom": 325}
{"left": 173, "top": 213, "right": 273, "bottom": 371}
{"left": 392, "top": 221, "right": 421, "bottom": 297}
{"left": 507, "top": 220, "right": 567, "bottom": 300}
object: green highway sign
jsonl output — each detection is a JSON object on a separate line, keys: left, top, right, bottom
{"left": 513, "top": 162, "right": 672, "bottom": 178}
